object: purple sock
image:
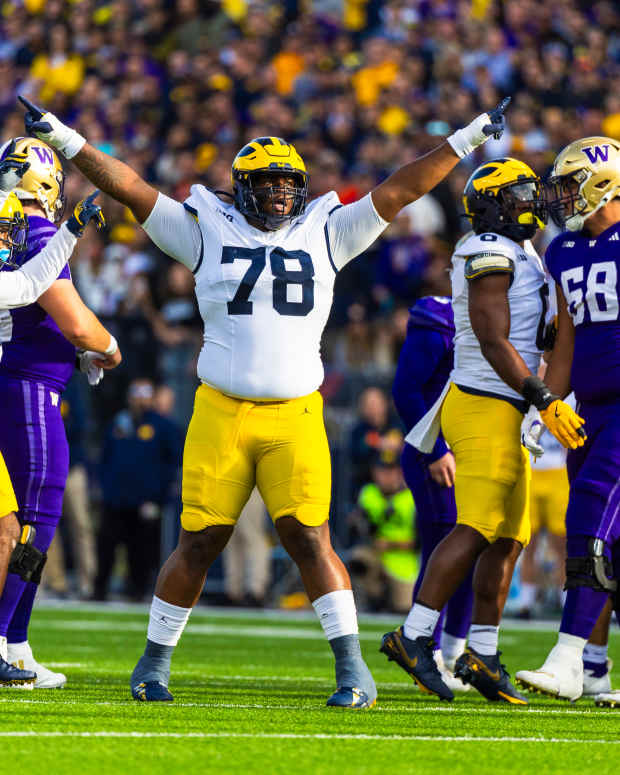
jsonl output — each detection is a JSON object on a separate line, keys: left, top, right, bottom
{"left": 1, "top": 522, "right": 57, "bottom": 641}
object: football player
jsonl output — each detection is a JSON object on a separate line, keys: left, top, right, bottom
{"left": 382, "top": 158, "right": 585, "bottom": 703}
{"left": 0, "top": 149, "right": 106, "bottom": 687}
{"left": 0, "top": 136, "right": 119, "bottom": 690}
{"left": 18, "top": 93, "right": 510, "bottom": 706}
{"left": 516, "top": 137, "right": 620, "bottom": 706}
{"left": 391, "top": 295, "right": 473, "bottom": 691}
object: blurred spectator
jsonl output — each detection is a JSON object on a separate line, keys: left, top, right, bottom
{"left": 350, "top": 386, "right": 403, "bottom": 496}
{"left": 348, "top": 449, "right": 417, "bottom": 613}
{"left": 93, "top": 378, "right": 182, "bottom": 601}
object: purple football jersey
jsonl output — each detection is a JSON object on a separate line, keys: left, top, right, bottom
{"left": 0, "top": 215, "right": 75, "bottom": 392}
{"left": 545, "top": 223, "right": 620, "bottom": 403}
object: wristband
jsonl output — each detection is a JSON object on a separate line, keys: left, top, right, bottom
{"left": 104, "top": 335, "right": 118, "bottom": 356}
{"left": 521, "top": 375, "right": 558, "bottom": 411}
{"left": 447, "top": 113, "right": 492, "bottom": 159}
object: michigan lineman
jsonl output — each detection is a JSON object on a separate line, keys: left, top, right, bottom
{"left": 516, "top": 137, "right": 620, "bottom": 706}
{"left": 382, "top": 158, "right": 585, "bottom": 703}
{"left": 19, "top": 94, "right": 510, "bottom": 706}
{"left": 0, "top": 148, "right": 105, "bottom": 686}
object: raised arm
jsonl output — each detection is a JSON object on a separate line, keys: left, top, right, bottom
{"left": 371, "top": 98, "right": 510, "bottom": 222}
{"left": 19, "top": 96, "right": 158, "bottom": 223}
{"left": 0, "top": 189, "right": 104, "bottom": 309}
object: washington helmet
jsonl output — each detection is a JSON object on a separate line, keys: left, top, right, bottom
{"left": 547, "top": 137, "right": 620, "bottom": 231}
{"left": 0, "top": 137, "right": 65, "bottom": 223}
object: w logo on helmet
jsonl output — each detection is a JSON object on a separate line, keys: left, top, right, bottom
{"left": 582, "top": 145, "right": 610, "bottom": 164}
{"left": 31, "top": 146, "right": 55, "bottom": 165}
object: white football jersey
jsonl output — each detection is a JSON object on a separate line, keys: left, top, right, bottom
{"left": 450, "top": 231, "right": 547, "bottom": 403}
{"left": 184, "top": 186, "right": 341, "bottom": 399}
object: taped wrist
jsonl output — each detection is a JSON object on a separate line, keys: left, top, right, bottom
{"left": 521, "top": 375, "right": 558, "bottom": 411}
{"left": 447, "top": 113, "right": 491, "bottom": 158}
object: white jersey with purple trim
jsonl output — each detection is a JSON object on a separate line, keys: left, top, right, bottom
{"left": 141, "top": 186, "right": 388, "bottom": 400}
{"left": 450, "top": 231, "right": 547, "bottom": 403}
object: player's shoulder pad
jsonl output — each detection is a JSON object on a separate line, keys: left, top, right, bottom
{"left": 408, "top": 296, "right": 454, "bottom": 336}
{"left": 464, "top": 251, "right": 515, "bottom": 281}
{"left": 295, "top": 190, "right": 341, "bottom": 227}
{"left": 183, "top": 185, "right": 234, "bottom": 223}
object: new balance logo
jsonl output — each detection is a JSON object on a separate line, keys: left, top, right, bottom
{"left": 50, "top": 391, "right": 59, "bottom": 406}
{"left": 562, "top": 241, "right": 575, "bottom": 247}
{"left": 589, "top": 240, "right": 597, "bottom": 247}
{"left": 582, "top": 145, "right": 610, "bottom": 164}
{"left": 610, "top": 233, "right": 619, "bottom": 241}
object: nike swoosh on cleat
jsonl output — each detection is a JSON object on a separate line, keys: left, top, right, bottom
{"left": 498, "top": 690, "right": 528, "bottom": 704}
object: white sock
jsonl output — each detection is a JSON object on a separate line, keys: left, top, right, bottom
{"left": 312, "top": 590, "right": 358, "bottom": 640}
{"left": 583, "top": 642, "right": 608, "bottom": 664}
{"left": 557, "top": 631, "right": 587, "bottom": 653}
{"left": 468, "top": 624, "right": 499, "bottom": 656}
{"left": 0, "top": 636, "right": 6, "bottom": 660}
{"left": 147, "top": 596, "right": 192, "bottom": 646}
{"left": 441, "top": 632, "right": 466, "bottom": 664}
{"left": 519, "top": 582, "right": 537, "bottom": 609}
{"left": 6, "top": 641, "right": 30, "bottom": 658}
{"left": 403, "top": 603, "right": 440, "bottom": 641}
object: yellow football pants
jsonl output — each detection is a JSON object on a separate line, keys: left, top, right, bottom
{"left": 0, "top": 450, "right": 17, "bottom": 518}
{"left": 441, "top": 384, "right": 531, "bottom": 546}
{"left": 181, "top": 383, "right": 332, "bottom": 531}
{"left": 529, "top": 467, "right": 568, "bottom": 536}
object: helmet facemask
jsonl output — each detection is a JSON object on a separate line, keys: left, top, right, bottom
{"left": 547, "top": 168, "right": 618, "bottom": 231}
{"left": 0, "top": 213, "right": 28, "bottom": 269}
{"left": 234, "top": 169, "right": 308, "bottom": 231}
{"left": 468, "top": 178, "right": 547, "bottom": 241}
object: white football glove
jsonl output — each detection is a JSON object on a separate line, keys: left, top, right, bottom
{"left": 447, "top": 97, "right": 510, "bottom": 158}
{"left": 521, "top": 405, "right": 545, "bottom": 458}
{"left": 19, "top": 96, "right": 86, "bottom": 159}
{"left": 78, "top": 350, "right": 104, "bottom": 386}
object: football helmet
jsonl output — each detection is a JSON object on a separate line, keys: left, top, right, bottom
{"left": 0, "top": 137, "right": 65, "bottom": 223}
{"left": 463, "top": 157, "right": 547, "bottom": 241}
{"left": 231, "top": 137, "right": 308, "bottom": 230}
{"left": 547, "top": 136, "right": 620, "bottom": 231}
{"left": 0, "top": 191, "right": 28, "bottom": 268}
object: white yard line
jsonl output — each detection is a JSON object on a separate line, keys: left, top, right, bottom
{"left": 0, "top": 697, "right": 617, "bottom": 717}
{"left": 0, "top": 731, "right": 618, "bottom": 743}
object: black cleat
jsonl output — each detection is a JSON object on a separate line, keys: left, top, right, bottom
{"left": 132, "top": 681, "right": 173, "bottom": 702}
{"left": 380, "top": 628, "right": 454, "bottom": 701}
{"left": 0, "top": 656, "right": 36, "bottom": 688}
{"left": 454, "top": 648, "right": 528, "bottom": 704}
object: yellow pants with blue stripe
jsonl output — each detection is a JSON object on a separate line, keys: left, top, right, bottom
{"left": 0, "top": 450, "right": 17, "bottom": 517}
{"left": 441, "top": 384, "right": 531, "bottom": 546}
{"left": 181, "top": 383, "right": 332, "bottom": 531}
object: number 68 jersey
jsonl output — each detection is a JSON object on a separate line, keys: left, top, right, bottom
{"left": 545, "top": 223, "right": 620, "bottom": 404}
{"left": 142, "top": 186, "right": 388, "bottom": 400}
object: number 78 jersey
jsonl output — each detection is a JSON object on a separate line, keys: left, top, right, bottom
{"left": 545, "top": 223, "right": 620, "bottom": 404}
{"left": 185, "top": 186, "right": 341, "bottom": 399}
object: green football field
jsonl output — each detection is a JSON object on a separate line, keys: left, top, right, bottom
{"left": 3, "top": 605, "right": 620, "bottom": 774}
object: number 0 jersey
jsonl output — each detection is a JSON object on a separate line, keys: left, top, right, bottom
{"left": 450, "top": 231, "right": 547, "bottom": 404}
{"left": 545, "top": 223, "right": 620, "bottom": 404}
{"left": 142, "top": 187, "right": 388, "bottom": 400}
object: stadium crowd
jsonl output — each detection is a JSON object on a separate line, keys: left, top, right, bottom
{"left": 0, "top": 0, "right": 618, "bottom": 605}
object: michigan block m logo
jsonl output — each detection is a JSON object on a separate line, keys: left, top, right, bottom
{"left": 32, "top": 146, "right": 55, "bottom": 165}
{"left": 582, "top": 145, "right": 610, "bottom": 164}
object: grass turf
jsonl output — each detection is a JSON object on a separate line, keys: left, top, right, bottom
{"left": 3, "top": 605, "right": 620, "bottom": 774}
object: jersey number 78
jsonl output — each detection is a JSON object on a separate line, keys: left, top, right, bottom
{"left": 222, "top": 246, "right": 314, "bottom": 317}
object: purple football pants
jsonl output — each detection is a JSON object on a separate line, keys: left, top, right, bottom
{"left": 402, "top": 444, "right": 473, "bottom": 640}
{"left": 0, "top": 377, "right": 68, "bottom": 639}
{"left": 561, "top": 398, "right": 620, "bottom": 639}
